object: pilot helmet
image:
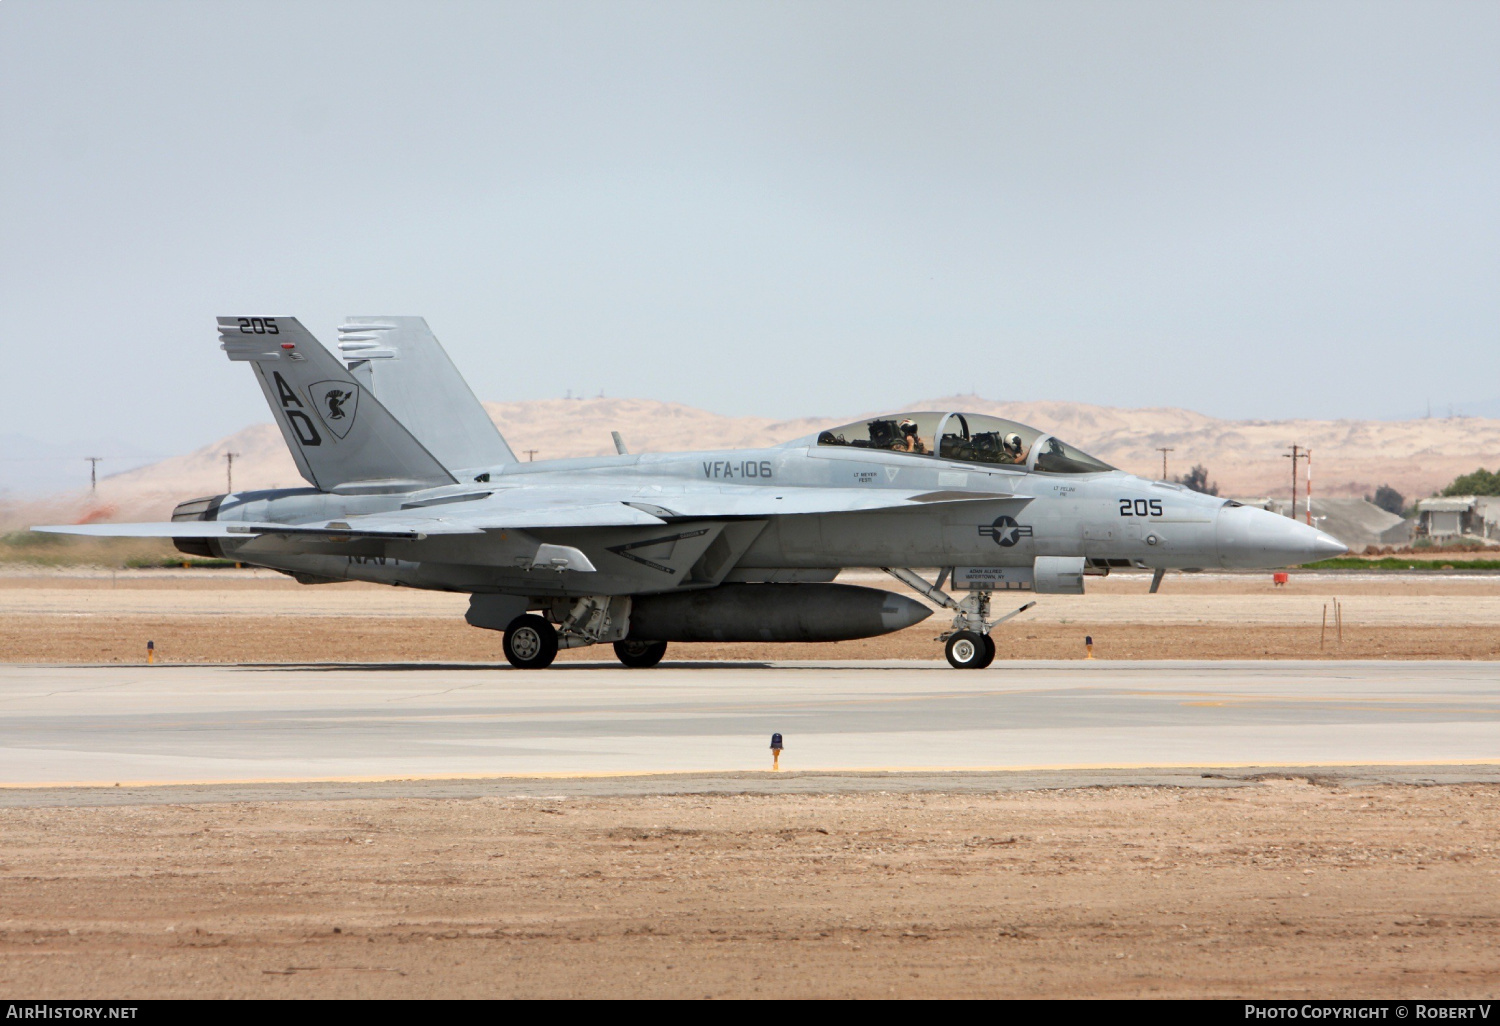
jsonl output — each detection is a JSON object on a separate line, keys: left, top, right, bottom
{"left": 899, "top": 418, "right": 919, "bottom": 437}
{"left": 1003, "top": 432, "right": 1023, "bottom": 454}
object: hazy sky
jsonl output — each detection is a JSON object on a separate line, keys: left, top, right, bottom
{"left": 2, "top": 0, "right": 1497, "bottom": 480}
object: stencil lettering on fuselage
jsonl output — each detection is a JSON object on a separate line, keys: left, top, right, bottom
{"left": 702, "top": 460, "right": 773, "bottom": 480}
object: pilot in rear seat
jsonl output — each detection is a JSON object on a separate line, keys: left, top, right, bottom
{"left": 996, "top": 432, "right": 1028, "bottom": 465}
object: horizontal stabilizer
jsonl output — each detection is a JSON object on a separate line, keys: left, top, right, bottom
{"left": 31, "top": 501, "right": 666, "bottom": 542}
{"left": 31, "top": 520, "right": 480, "bottom": 541}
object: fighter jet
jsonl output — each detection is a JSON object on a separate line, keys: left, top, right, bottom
{"left": 35, "top": 317, "right": 1347, "bottom": 669}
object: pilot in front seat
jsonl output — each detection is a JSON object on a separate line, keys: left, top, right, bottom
{"left": 897, "top": 418, "right": 927, "bottom": 454}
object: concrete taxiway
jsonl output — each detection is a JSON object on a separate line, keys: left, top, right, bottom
{"left": 1, "top": 661, "right": 1498, "bottom": 795}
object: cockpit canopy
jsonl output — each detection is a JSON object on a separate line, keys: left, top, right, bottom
{"left": 814, "top": 411, "right": 1114, "bottom": 474}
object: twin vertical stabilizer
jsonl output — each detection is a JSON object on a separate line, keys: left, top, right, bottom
{"left": 337, "top": 317, "right": 516, "bottom": 474}
{"left": 218, "top": 316, "right": 457, "bottom": 492}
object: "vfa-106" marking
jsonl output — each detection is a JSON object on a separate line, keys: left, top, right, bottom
{"left": 703, "top": 460, "right": 773, "bottom": 480}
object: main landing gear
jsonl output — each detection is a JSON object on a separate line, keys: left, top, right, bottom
{"left": 883, "top": 567, "right": 1033, "bottom": 670}
{"left": 503, "top": 610, "right": 669, "bottom": 669}
{"left": 613, "top": 640, "right": 668, "bottom": 668}
{"left": 503, "top": 614, "right": 559, "bottom": 669}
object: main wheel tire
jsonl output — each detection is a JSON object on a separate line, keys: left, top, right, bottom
{"left": 503, "top": 614, "right": 559, "bottom": 669}
{"left": 945, "top": 631, "right": 987, "bottom": 669}
{"left": 613, "top": 640, "right": 668, "bottom": 668}
{"left": 975, "top": 634, "right": 996, "bottom": 668}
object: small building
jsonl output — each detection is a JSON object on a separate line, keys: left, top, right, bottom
{"left": 1414, "top": 496, "right": 1500, "bottom": 541}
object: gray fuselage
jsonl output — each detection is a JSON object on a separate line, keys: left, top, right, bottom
{"left": 201, "top": 437, "right": 1343, "bottom": 598}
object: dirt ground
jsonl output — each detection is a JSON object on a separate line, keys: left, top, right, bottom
{"left": 6, "top": 613, "right": 1500, "bottom": 663}
{"left": 5, "top": 571, "right": 1500, "bottom": 999}
{"left": 0, "top": 782, "right": 1496, "bottom": 998}
{"left": 5, "top": 569, "right": 1500, "bottom": 662}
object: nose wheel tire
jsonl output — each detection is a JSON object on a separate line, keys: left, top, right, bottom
{"left": 945, "top": 631, "right": 991, "bottom": 669}
{"left": 503, "top": 614, "right": 559, "bottom": 669}
{"left": 613, "top": 640, "right": 668, "bottom": 668}
{"left": 977, "top": 634, "right": 996, "bottom": 668}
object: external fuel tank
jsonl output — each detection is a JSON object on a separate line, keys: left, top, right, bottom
{"left": 626, "top": 583, "right": 931, "bottom": 643}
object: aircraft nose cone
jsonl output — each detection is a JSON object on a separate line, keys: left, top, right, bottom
{"left": 1215, "top": 505, "right": 1348, "bottom": 569}
{"left": 1313, "top": 531, "right": 1348, "bottom": 559}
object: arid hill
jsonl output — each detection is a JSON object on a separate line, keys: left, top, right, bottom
{"left": 10, "top": 396, "right": 1499, "bottom": 526}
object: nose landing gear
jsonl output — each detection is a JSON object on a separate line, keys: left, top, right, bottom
{"left": 882, "top": 567, "right": 1032, "bottom": 670}
{"left": 945, "top": 631, "right": 996, "bottom": 669}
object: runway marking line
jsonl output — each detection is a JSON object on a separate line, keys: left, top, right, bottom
{"left": 4, "top": 759, "right": 1500, "bottom": 791}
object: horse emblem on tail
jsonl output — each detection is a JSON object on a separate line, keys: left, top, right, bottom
{"left": 309, "top": 381, "right": 359, "bottom": 439}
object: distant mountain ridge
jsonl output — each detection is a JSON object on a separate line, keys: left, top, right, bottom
{"left": 7, "top": 395, "right": 1499, "bottom": 526}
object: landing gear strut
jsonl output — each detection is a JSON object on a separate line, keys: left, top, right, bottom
{"left": 503, "top": 614, "right": 559, "bottom": 669}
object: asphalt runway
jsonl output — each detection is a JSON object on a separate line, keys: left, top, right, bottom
{"left": 1, "top": 660, "right": 1498, "bottom": 795}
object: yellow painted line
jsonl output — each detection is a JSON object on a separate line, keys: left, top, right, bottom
{"left": 4, "top": 759, "right": 1500, "bottom": 790}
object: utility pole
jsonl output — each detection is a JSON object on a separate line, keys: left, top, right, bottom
{"left": 1284, "top": 445, "right": 1308, "bottom": 520}
{"left": 85, "top": 457, "right": 102, "bottom": 492}
{"left": 524, "top": 449, "right": 539, "bottom": 462}
{"left": 1155, "top": 447, "right": 1174, "bottom": 481}
{"left": 1305, "top": 449, "right": 1313, "bottom": 525}
{"left": 224, "top": 452, "right": 241, "bottom": 492}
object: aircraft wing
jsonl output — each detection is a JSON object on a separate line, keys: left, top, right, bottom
{"left": 337, "top": 502, "right": 667, "bottom": 531}
{"left": 31, "top": 486, "right": 1017, "bottom": 541}
{"left": 353, "top": 485, "right": 1024, "bottom": 527}
{"left": 626, "top": 487, "right": 1031, "bottom": 518}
